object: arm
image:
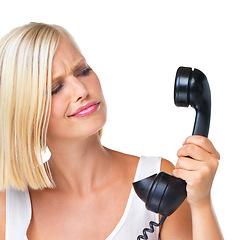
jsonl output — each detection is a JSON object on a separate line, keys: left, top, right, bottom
{"left": 190, "top": 199, "right": 222, "bottom": 240}
{"left": 172, "top": 136, "right": 223, "bottom": 240}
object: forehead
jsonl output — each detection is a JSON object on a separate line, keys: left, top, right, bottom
{"left": 52, "top": 37, "right": 85, "bottom": 79}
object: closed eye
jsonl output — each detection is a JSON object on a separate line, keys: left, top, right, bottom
{"left": 51, "top": 84, "right": 63, "bottom": 95}
{"left": 76, "top": 67, "right": 92, "bottom": 77}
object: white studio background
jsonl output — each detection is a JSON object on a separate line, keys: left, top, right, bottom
{"left": 0, "top": 0, "right": 241, "bottom": 238}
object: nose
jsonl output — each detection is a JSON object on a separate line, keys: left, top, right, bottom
{"left": 68, "top": 76, "right": 88, "bottom": 102}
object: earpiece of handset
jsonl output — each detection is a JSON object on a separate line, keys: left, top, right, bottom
{"left": 174, "top": 67, "right": 211, "bottom": 137}
{"left": 133, "top": 67, "right": 211, "bottom": 217}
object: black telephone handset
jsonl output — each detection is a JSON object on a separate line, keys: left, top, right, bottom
{"left": 133, "top": 67, "right": 211, "bottom": 239}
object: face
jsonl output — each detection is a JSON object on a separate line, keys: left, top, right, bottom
{"left": 47, "top": 37, "right": 107, "bottom": 143}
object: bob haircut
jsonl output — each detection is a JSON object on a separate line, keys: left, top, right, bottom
{"left": 0, "top": 22, "right": 101, "bottom": 191}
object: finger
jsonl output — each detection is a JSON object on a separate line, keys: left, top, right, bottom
{"left": 172, "top": 168, "right": 195, "bottom": 184}
{"left": 184, "top": 136, "right": 220, "bottom": 160}
{"left": 177, "top": 144, "right": 212, "bottom": 161}
{"left": 175, "top": 157, "right": 202, "bottom": 171}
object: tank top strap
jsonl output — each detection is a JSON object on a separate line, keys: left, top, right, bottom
{"left": 134, "top": 155, "right": 162, "bottom": 182}
{"left": 6, "top": 188, "right": 31, "bottom": 240}
{"left": 109, "top": 156, "right": 162, "bottom": 240}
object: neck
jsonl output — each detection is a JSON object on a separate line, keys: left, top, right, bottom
{"left": 47, "top": 134, "right": 113, "bottom": 194}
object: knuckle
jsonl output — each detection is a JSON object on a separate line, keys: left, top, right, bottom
{"left": 211, "top": 157, "right": 219, "bottom": 170}
{"left": 200, "top": 137, "right": 208, "bottom": 146}
{"left": 177, "top": 157, "right": 185, "bottom": 167}
{"left": 201, "top": 165, "right": 211, "bottom": 176}
{"left": 185, "top": 135, "right": 192, "bottom": 142}
{"left": 174, "top": 168, "right": 180, "bottom": 174}
{"left": 211, "top": 147, "right": 220, "bottom": 160}
{"left": 173, "top": 169, "right": 180, "bottom": 177}
{"left": 177, "top": 148, "right": 181, "bottom": 157}
{"left": 186, "top": 144, "right": 194, "bottom": 153}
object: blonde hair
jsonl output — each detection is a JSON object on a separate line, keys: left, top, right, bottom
{"left": 0, "top": 22, "right": 88, "bottom": 191}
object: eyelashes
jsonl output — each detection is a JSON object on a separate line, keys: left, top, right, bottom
{"left": 51, "top": 67, "right": 92, "bottom": 95}
{"left": 51, "top": 84, "right": 63, "bottom": 95}
{"left": 76, "top": 67, "right": 92, "bottom": 77}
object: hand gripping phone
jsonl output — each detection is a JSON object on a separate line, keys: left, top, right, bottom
{"left": 133, "top": 67, "right": 211, "bottom": 239}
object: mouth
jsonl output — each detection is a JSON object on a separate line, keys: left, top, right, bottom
{"left": 69, "top": 101, "right": 100, "bottom": 117}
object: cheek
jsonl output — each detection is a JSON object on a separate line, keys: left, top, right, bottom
{"left": 90, "top": 75, "right": 105, "bottom": 101}
{"left": 47, "top": 98, "right": 68, "bottom": 134}
{"left": 50, "top": 99, "right": 64, "bottom": 119}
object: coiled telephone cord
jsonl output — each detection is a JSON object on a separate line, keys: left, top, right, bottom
{"left": 137, "top": 215, "right": 167, "bottom": 240}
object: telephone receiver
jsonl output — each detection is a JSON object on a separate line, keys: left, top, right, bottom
{"left": 133, "top": 67, "right": 211, "bottom": 217}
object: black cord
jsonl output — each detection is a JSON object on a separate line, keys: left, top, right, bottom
{"left": 137, "top": 215, "right": 167, "bottom": 240}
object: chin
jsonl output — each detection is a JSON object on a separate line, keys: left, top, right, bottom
{"left": 73, "top": 113, "right": 107, "bottom": 139}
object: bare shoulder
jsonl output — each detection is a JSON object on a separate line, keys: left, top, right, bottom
{"left": 0, "top": 191, "right": 6, "bottom": 240}
{"left": 104, "top": 147, "right": 140, "bottom": 178}
{"left": 161, "top": 158, "right": 175, "bottom": 174}
{"left": 105, "top": 148, "right": 176, "bottom": 174}
{"left": 105, "top": 147, "right": 140, "bottom": 166}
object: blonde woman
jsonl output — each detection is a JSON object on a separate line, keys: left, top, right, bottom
{"left": 0, "top": 23, "right": 223, "bottom": 239}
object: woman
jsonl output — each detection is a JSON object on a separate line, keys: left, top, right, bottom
{"left": 0, "top": 23, "right": 223, "bottom": 239}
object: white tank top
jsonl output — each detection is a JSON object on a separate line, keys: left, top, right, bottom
{"left": 5, "top": 156, "right": 161, "bottom": 240}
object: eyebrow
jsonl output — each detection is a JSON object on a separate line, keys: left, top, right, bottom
{"left": 73, "top": 61, "right": 89, "bottom": 76}
{"left": 52, "top": 58, "right": 88, "bottom": 81}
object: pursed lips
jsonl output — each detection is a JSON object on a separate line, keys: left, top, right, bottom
{"left": 68, "top": 101, "right": 100, "bottom": 117}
